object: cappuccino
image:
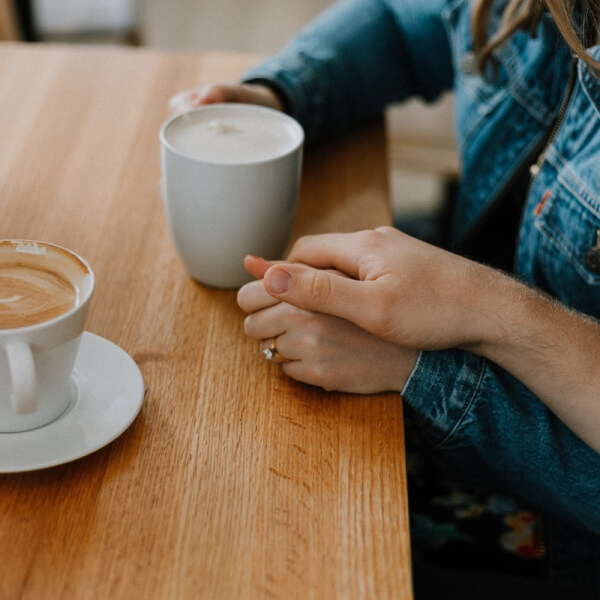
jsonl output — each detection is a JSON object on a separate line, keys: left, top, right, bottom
{"left": 0, "top": 264, "right": 78, "bottom": 329}
{"left": 0, "top": 240, "right": 94, "bottom": 431}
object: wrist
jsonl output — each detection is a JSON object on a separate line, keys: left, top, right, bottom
{"left": 457, "top": 262, "right": 519, "bottom": 357}
{"left": 242, "top": 79, "right": 289, "bottom": 113}
{"left": 459, "top": 264, "right": 559, "bottom": 373}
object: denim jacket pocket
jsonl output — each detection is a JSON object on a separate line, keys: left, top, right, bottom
{"left": 533, "top": 167, "right": 600, "bottom": 316}
{"left": 520, "top": 50, "right": 600, "bottom": 317}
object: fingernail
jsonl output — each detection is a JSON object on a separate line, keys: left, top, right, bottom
{"left": 246, "top": 254, "right": 266, "bottom": 261}
{"left": 266, "top": 268, "right": 290, "bottom": 294}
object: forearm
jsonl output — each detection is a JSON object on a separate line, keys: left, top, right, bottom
{"left": 402, "top": 347, "right": 600, "bottom": 534}
{"left": 242, "top": 0, "right": 453, "bottom": 142}
{"left": 463, "top": 264, "right": 600, "bottom": 453}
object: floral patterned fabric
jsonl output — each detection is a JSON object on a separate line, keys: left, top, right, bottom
{"left": 405, "top": 414, "right": 547, "bottom": 579}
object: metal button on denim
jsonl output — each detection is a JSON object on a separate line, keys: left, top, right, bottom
{"left": 585, "top": 247, "right": 600, "bottom": 273}
{"left": 460, "top": 51, "right": 478, "bottom": 74}
{"left": 585, "top": 230, "right": 600, "bottom": 274}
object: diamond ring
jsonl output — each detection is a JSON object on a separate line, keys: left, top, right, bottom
{"left": 262, "top": 338, "right": 291, "bottom": 363}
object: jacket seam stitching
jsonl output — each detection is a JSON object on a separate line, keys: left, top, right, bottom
{"left": 433, "top": 355, "right": 487, "bottom": 450}
{"left": 547, "top": 149, "right": 600, "bottom": 218}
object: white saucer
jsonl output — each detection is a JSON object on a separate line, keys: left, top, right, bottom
{"left": 0, "top": 332, "right": 144, "bottom": 473}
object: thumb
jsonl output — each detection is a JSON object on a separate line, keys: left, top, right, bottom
{"left": 264, "top": 264, "right": 372, "bottom": 326}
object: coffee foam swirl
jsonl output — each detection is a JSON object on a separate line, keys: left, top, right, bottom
{"left": 0, "top": 265, "right": 78, "bottom": 329}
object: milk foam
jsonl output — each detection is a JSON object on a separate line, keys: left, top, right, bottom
{"left": 0, "top": 265, "right": 78, "bottom": 329}
{"left": 165, "top": 107, "right": 301, "bottom": 164}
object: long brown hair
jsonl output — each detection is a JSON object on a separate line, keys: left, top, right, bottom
{"left": 472, "top": 0, "right": 600, "bottom": 73}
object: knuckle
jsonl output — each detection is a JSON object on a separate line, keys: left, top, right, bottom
{"left": 355, "top": 229, "right": 384, "bottom": 254}
{"left": 242, "top": 316, "right": 253, "bottom": 336}
{"left": 243, "top": 316, "right": 259, "bottom": 339}
{"left": 287, "top": 234, "right": 316, "bottom": 261}
{"left": 201, "top": 83, "right": 226, "bottom": 102}
{"left": 374, "top": 225, "right": 396, "bottom": 236}
{"left": 236, "top": 287, "right": 250, "bottom": 311}
{"left": 304, "top": 331, "right": 322, "bottom": 355}
{"left": 305, "top": 271, "right": 333, "bottom": 306}
{"left": 288, "top": 307, "right": 310, "bottom": 329}
{"left": 209, "top": 83, "right": 236, "bottom": 103}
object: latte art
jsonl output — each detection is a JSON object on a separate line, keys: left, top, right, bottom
{"left": 0, "top": 265, "right": 78, "bottom": 329}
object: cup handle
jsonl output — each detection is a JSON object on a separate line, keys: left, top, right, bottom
{"left": 6, "top": 341, "right": 37, "bottom": 415}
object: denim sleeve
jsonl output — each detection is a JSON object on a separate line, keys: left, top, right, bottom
{"left": 402, "top": 349, "right": 600, "bottom": 536}
{"left": 242, "top": 0, "right": 453, "bottom": 143}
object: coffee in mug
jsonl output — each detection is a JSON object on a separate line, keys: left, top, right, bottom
{"left": 0, "top": 263, "right": 78, "bottom": 329}
{"left": 160, "top": 103, "right": 304, "bottom": 289}
{"left": 0, "top": 240, "right": 94, "bottom": 433}
{"left": 164, "top": 108, "right": 300, "bottom": 164}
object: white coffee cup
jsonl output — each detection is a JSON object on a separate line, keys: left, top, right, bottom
{"left": 0, "top": 240, "right": 94, "bottom": 433}
{"left": 159, "top": 103, "right": 304, "bottom": 288}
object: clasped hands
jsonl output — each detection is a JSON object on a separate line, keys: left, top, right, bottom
{"left": 176, "top": 85, "right": 488, "bottom": 394}
{"left": 238, "top": 226, "right": 492, "bottom": 394}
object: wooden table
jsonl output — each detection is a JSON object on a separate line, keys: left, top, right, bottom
{"left": 0, "top": 43, "right": 412, "bottom": 599}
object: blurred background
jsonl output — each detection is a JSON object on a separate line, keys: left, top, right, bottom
{"left": 1, "top": 0, "right": 458, "bottom": 234}
{"left": 6, "top": 0, "right": 333, "bottom": 52}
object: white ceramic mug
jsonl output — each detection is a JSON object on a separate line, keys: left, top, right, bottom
{"left": 0, "top": 240, "right": 94, "bottom": 433}
{"left": 159, "top": 103, "right": 304, "bottom": 288}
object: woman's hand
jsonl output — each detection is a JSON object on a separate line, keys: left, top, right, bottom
{"left": 238, "top": 255, "right": 418, "bottom": 394}
{"left": 169, "top": 83, "right": 284, "bottom": 114}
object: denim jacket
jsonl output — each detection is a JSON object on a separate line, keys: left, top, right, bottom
{"left": 243, "top": 0, "right": 600, "bottom": 582}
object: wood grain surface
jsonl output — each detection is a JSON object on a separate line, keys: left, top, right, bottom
{"left": 0, "top": 42, "right": 412, "bottom": 599}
